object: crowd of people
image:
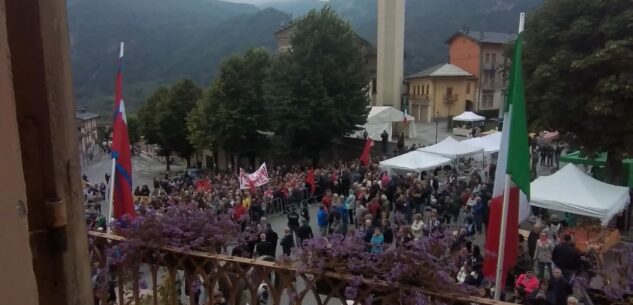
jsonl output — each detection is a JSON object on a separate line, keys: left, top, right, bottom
{"left": 86, "top": 146, "right": 598, "bottom": 305}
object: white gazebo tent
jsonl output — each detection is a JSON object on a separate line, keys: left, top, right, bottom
{"left": 379, "top": 151, "right": 452, "bottom": 174}
{"left": 452, "top": 111, "right": 485, "bottom": 137}
{"left": 530, "top": 164, "right": 631, "bottom": 225}
{"left": 418, "top": 136, "right": 484, "bottom": 158}
{"left": 355, "top": 106, "right": 417, "bottom": 141}
{"left": 461, "top": 131, "right": 502, "bottom": 153}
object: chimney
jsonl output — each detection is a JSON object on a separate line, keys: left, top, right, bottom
{"left": 466, "top": 26, "right": 470, "bottom": 34}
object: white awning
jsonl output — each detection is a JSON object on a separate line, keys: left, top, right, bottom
{"left": 379, "top": 151, "right": 452, "bottom": 173}
{"left": 461, "top": 132, "right": 502, "bottom": 153}
{"left": 352, "top": 106, "right": 417, "bottom": 141}
{"left": 418, "top": 136, "right": 484, "bottom": 158}
{"left": 530, "top": 164, "right": 630, "bottom": 226}
{"left": 452, "top": 111, "right": 485, "bottom": 122}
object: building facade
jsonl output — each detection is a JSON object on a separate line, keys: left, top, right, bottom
{"left": 274, "top": 23, "right": 378, "bottom": 105}
{"left": 406, "top": 64, "right": 477, "bottom": 122}
{"left": 76, "top": 108, "right": 99, "bottom": 164}
{"left": 445, "top": 30, "right": 516, "bottom": 113}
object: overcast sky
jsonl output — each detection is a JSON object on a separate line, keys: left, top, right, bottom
{"left": 223, "top": 0, "right": 292, "bottom": 4}
{"left": 224, "top": 0, "right": 328, "bottom": 5}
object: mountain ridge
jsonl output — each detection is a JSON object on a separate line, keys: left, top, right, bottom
{"left": 68, "top": 0, "right": 542, "bottom": 114}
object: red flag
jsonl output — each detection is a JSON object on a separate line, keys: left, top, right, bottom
{"left": 111, "top": 42, "right": 136, "bottom": 219}
{"left": 359, "top": 138, "right": 374, "bottom": 166}
{"left": 482, "top": 187, "right": 519, "bottom": 285}
{"left": 305, "top": 168, "right": 316, "bottom": 195}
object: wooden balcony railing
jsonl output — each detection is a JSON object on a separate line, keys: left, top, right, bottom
{"left": 88, "top": 231, "right": 516, "bottom": 305}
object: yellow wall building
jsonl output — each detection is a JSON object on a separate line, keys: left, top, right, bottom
{"left": 406, "top": 64, "right": 477, "bottom": 122}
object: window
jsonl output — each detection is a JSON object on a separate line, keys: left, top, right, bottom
{"left": 446, "top": 87, "right": 453, "bottom": 102}
{"left": 485, "top": 53, "right": 490, "bottom": 63}
{"left": 482, "top": 94, "right": 493, "bottom": 108}
{"left": 490, "top": 71, "right": 496, "bottom": 84}
{"left": 466, "top": 82, "right": 471, "bottom": 94}
{"left": 491, "top": 53, "right": 497, "bottom": 66}
{"left": 483, "top": 73, "right": 489, "bottom": 84}
{"left": 426, "top": 85, "right": 430, "bottom": 95}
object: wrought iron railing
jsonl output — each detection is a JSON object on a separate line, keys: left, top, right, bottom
{"left": 88, "top": 231, "right": 516, "bottom": 305}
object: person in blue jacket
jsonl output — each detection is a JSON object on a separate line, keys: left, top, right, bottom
{"left": 317, "top": 205, "right": 328, "bottom": 236}
{"left": 370, "top": 227, "right": 384, "bottom": 254}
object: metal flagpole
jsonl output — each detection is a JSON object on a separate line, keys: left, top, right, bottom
{"left": 493, "top": 13, "right": 524, "bottom": 300}
{"left": 107, "top": 42, "right": 125, "bottom": 232}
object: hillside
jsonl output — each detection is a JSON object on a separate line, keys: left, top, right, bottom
{"left": 68, "top": 0, "right": 290, "bottom": 114}
{"left": 68, "top": 0, "right": 542, "bottom": 114}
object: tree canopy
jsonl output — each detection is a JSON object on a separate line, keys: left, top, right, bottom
{"left": 523, "top": 0, "right": 633, "bottom": 182}
{"left": 264, "top": 6, "right": 370, "bottom": 161}
{"left": 188, "top": 48, "right": 271, "bottom": 164}
{"left": 139, "top": 79, "right": 202, "bottom": 169}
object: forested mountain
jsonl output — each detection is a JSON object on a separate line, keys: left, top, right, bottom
{"left": 68, "top": 0, "right": 541, "bottom": 114}
{"left": 68, "top": 0, "right": 289, "bottom": 114}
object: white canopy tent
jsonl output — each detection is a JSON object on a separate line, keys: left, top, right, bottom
{"left": 354, "top": 106, "right": 417, "bottom": 141}
{"left": 530, "top": 164, "right": 630, "bottom": 226}
{"left": 379, "top": 151, "right": 452, "bottom": 174}
{"left": 461, "top": 132, "right": 502, "bottom": 153}
{"left": 417, "top": 136, "right": 484, "bottom": 158}
{"left": 452, "top": 111, "right": 486, "bottom": 136}
{"left": 453, "top": 111, "right": 485, "bottom": 122}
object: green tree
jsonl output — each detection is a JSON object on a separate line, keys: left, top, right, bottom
{"left": 127, "top": 115, "right": 141, "bottom": 145}
{"left": 139, "top": 80, "right": 202, "bottom": 170}
{"left": 264, "top": 6, "right": 370, "bottom": 162}
{"left": 523, "top": 0, "right": 633, "bottom": 183}
{"left": 188, "top": 48, "right": 271, "bottom": 167}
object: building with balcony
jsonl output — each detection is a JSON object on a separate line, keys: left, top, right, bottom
{"left": 274, "top": 23, "right": 378, "bottom": 105}
{"left": 445, "top": 30, "right": 516, "bottom": 113}
{"left": 406, "top": 63, "right": 476, "bottom": 122}
{"left": 76, "top": 108, "right": 99, "bottom": 164}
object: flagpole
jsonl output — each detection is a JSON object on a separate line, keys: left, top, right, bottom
{"left": 493, "top": 13, "right": 524, "bottom": 300}
{"left": 107, "top": 42, "right": 125, "bottom": 232}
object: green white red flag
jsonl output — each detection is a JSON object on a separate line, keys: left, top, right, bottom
{"left": 483, "top": 32, "right": 531, "bottom": 284}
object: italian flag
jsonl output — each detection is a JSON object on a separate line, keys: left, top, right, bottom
{"left": 482, "top": 33, "right": 531, "bottom": 283}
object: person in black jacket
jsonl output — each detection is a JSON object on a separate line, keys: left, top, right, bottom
{"left": 547, "top": 268, "right": 572, "bottom": 305}
{"left": 254, "top": 233, "right": 274, "bottom": 257}
{"left": 382, "top": 219, "right": 393, "bottom": 244}
{"left": 300, "top": 203, "right": 310, "bottom": 223}
{"left": 296, "top": 218, "right": 313, "bottom": 248}
{"left": 551, "top": 234, "right": 581, "bottom": 281}
{"left": 265, "top": 224, "right": 279, "bottom": 257}
{"left": 280, "top": 227, "right": 295, "bottom": 256}
{"left": 287, "top": 208, "right": 300, "bottom": 236}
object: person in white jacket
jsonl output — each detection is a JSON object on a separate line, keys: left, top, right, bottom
{"left": 411, "top": 213, "right": 425, "bottom": 238}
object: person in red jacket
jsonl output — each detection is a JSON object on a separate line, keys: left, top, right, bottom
{"left": 367, "top": 198, "right": 381, "bottom": 219}
{"left": 233, "top": 203, "right": 247, "bottom": 221}
{"left": 515, "top": 270, "right": 539, "bottom": 302}
{"left": 321, "top": 189, "right": 332, "bottom": 212}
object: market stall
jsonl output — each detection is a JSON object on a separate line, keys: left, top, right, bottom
{"left": 418, "top": 136, "right": 484, "bottom": 158}
{"left": 353, "top": 106, "right": 417, "bottom": 141}
{"left": 451, "top": 111, "right": 485, "bottom": 137}
{"left": 530, "top": 164, "right": 630, "bottom": 253}
{"left": 379, "top": 151, "right": 452, "bottom": 174}
{"left": 461, "top": 131, "right": 501, "bottom": 154}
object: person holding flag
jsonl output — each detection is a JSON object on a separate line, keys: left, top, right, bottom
{"left": 482, "top": 13, "right": 531, "bottom": 300}
{"left": 108, "top": 42, "right": 136, "bottom": 223}
{"left": 359, "top": 137, "right": 374, "bottom": 166}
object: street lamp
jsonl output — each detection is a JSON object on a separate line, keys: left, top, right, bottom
{"left": 434, "top": 112, "right": 440, "bottom": 144}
